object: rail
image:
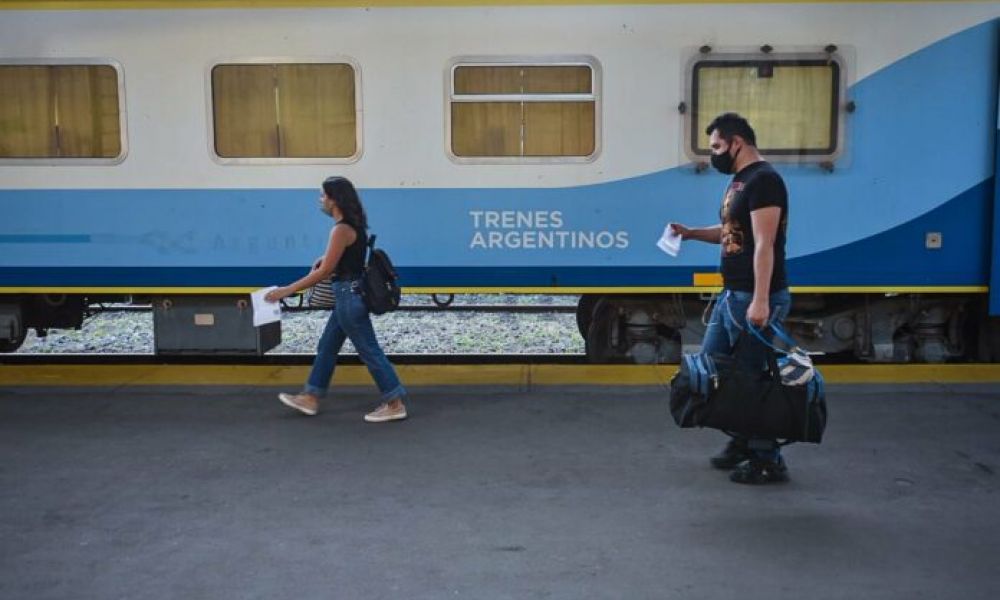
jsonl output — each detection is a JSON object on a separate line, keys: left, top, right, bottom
{"left": 86, "top": 304, "right": 578, "bottom": 314}
{"left": 0, "top": 353, "right": 588, "bottom": 366}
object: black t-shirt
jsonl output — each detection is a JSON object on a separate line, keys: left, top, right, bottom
{"left": 719, "top": 161, "right": 788, "bottom": 293}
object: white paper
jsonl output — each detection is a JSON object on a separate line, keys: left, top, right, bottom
{"left": 657, "top": 225, "right": 682, "bottom": 257}
{"left": 251, "top": 286, "right": 282, "bottom": 327}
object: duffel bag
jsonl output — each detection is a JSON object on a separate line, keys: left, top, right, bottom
{"left": 669, "top": 329, "right": 827, "bottom": 444}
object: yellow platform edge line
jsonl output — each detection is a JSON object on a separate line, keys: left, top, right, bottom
{"left": 3, "top": 364, "right": 1000, "bottom": 387}
{"left": 0, "top": 286, "right": 988, "bottom": 295}
{"left": 0, "top": 0, "right": 980, "bottom": 11}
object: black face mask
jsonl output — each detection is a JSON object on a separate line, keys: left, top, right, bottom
{"left": 710, "top": 143, "right": 741, "bottom": 175}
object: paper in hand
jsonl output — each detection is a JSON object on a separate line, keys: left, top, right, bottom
{"left": 657, "top": 225, "right": 682, "bottom": 257}
{"left": 251, "top": 286, "right": 282, "bottom": 327}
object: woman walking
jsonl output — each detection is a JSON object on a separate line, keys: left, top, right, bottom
{"left": 266, "top": 176, "right": 407, "bottom": 423}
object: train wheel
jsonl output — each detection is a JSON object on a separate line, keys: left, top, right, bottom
{"left": 0, "top": 327, "right": 26, "bottom": 353}
{"left": 576, "top": 294, "right": 600, "bottom": 338}
{"left": 584, "top": 296, "right": 683, "bottom": 364}
{"left": 585, "top": 298, "right": 627, "bottom": 363}
{"left": 432, "top": 293, "right": 455, "bottom": 307}
{"left": 0, "top": 301, "right": 26, "bottom": 352}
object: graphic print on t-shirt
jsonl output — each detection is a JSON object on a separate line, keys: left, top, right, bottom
{"left": 720, "top": 181, "right": 746, "bottom": 257}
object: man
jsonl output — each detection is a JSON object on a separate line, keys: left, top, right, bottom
{"left": 670, "top": 112, "right": 791, "bottom": 484}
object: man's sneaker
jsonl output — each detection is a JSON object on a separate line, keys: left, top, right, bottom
{"left": 710, "top": 437, "right": 751, "bottom": 470}
{"left": 278, "top": 392, "right": 319, "bottom": 416}
{"left": 364, "top": 402, "right": 407, "bottom": 423}
{"left": 729, "top": 456, "right": 790, "bottom": 485}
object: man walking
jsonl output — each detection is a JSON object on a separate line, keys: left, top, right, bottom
{"left": 670, "top": 113, "right": 791, "bottom": 484}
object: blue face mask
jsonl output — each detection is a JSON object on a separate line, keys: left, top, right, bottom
{"left": 711, "top": 143, "right": 741, "bottom": 175}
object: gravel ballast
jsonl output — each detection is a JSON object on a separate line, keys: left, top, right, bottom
{"left": 14, "top": 295, "right": 585, "bottom": 355}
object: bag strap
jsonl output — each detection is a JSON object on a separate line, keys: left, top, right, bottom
{"left": 764, "top": 344, "right": 783, "bottom": 383}
{"left": 746, "top": 323, "right": 782, "bottom": 354}
{"left": 730, "top": 329, "right": 783, "bottom": 385}
{"left": 365, "top": 233, "right": 376, "bottom": 265}
{"left": 746, "top": 322, "right": 802, "bottom": 356}
{"left": 723, "top": 291, "right": 798, "bottom": 350}
{"left": 767, "top": 322, "right": 800, "bottom": 349}
{"left": 723, "top": 290, "right": 782, "bottom": 356}
{"left": 722, "top": 290, "right": 744, "bottom": 332}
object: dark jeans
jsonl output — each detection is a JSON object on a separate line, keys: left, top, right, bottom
{"left": 304, "top": 279, "right": 406, "bottom": 402}
{"left": 702, "top": 288, "right": 792, "bottom": 460}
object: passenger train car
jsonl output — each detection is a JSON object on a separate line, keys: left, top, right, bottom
{"left": 2, "top": 0, "right": 999, "bottom": 362}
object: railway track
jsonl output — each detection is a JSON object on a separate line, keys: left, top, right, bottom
{"left": 0, "top": 353, "right": 589, "bottom": 366}
{"left": 86, "top": 303, "right": 578, "bottom": 315}
{"left": 1, "top": 351, "right": 882, "bottom": 366}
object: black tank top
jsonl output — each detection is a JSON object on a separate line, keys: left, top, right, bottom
{"left": 333, "top": 223, "right": 366, "bottom": 281}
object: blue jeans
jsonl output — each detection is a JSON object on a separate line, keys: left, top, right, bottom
{"left": 702, "top": 288, "right": 792, "bottom": 460}
{"left": 304, "top": 279, "right": 406, "bottom": 403}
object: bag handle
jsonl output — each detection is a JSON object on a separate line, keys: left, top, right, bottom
{"left": 732, "top": 328, "right": 784, "bottom": 385}
{"left": 746, "top": 322, "right": 802, "bottom": 357}
{"left": 766, "top": 322, "right": 800, "bottom": 349}
{"left": 722, "top": 291, "right": 798, "bottom": 349}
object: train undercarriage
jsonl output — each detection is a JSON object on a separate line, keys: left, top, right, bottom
{"left": 2, "top": 292, "right": 1000, "bottom": 363}
{"left": 577, "top": 293, "right": 1000, "bottom": 364}
{"left": 0, "top": 294, "right": 89, "bottom": 353}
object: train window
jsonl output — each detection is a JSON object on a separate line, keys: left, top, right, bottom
{"left": 687, "top": 54, "right": 844, "bottom": 160}
{"left": 210, "top": 62, "right": 359, "bottom": 162}
{"left": 448, "top": 59, "right": 599, "bottom": 162}
{"left": 0, "top": 63, "right": 123, "bottom": 161}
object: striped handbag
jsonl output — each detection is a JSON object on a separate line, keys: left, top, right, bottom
{"left": 305, "top": 258, "right": 335, "bottom": 309}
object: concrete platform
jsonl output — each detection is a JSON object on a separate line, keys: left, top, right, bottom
{"left": 1, "top": 383, "right": 999, "bottom": 599}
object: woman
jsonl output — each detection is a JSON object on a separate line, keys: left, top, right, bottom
{"left": 266, "top": 176, "right": 408, "bottom": 423}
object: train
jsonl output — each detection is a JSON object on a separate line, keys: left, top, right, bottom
{"left": 2, "top": 0, "right": 999, "bottom": 363}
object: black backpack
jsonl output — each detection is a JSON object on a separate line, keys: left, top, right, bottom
{"left": 360, "top": 234, "right": 401, "bottom": 315}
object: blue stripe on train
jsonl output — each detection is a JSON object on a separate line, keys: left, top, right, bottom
{"left": 788, "top": 178, "right": 993, "bottom": 286}
{"left": 992, "top": 76, "right": 1000, "bottom": 315}
{"left": 0, "top": 178, "right": 991, "bottom": 288}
